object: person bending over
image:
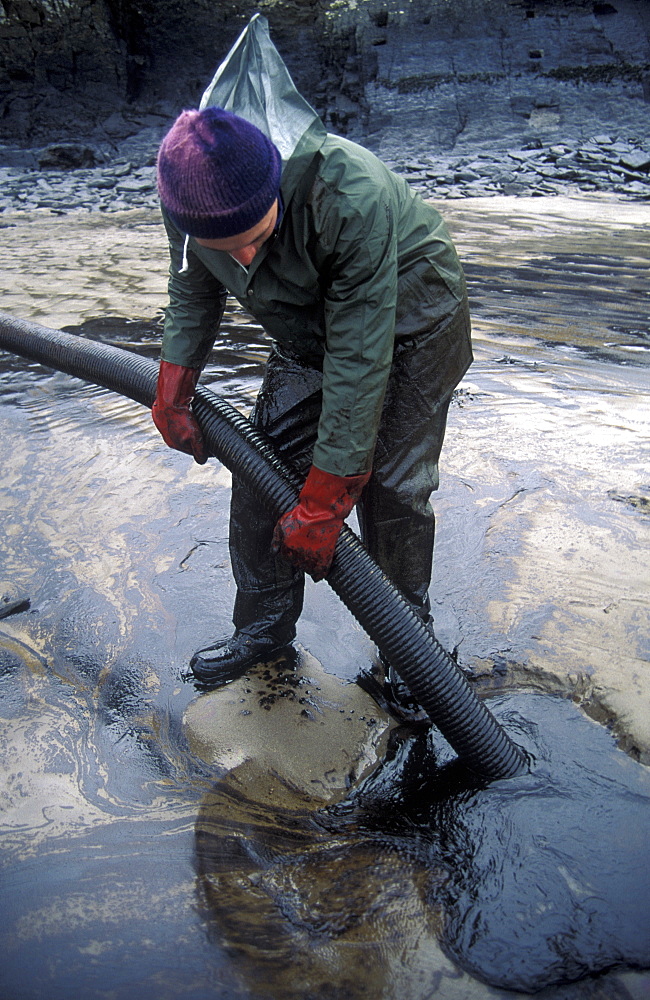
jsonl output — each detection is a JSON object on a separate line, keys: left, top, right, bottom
{"left": 153, "top": 104, "right": 472, "bottom": 710}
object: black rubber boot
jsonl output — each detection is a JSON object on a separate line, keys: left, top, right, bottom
{"left": 384, "top": 665, "right": 431, "bottom": 725}
{"left": 190, "top": 630, "right": 296, "bottom": 688}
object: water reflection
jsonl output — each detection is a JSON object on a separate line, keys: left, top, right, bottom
{"left": 56, "top": 306, "right": 273, "bottom": 413}
{"left": 444, "top": 194, "right": 650, "bottom": 368}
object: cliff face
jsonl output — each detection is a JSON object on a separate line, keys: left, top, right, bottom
{"left": 341, "top": 0, "right": 650, "bottom": 156}
{"left": 0, "top": 0, "right": 329, "bottom": 144}
{"left": 0, "top": 0, "right": 648, "bottom": 151}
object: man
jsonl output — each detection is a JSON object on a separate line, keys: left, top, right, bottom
{"left": 152, "top": 18, "right": 472, "bottom": 703}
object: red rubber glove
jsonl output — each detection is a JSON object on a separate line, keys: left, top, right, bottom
{"left": 152, "top": 360, "right": 207, "bottom": 465}
{"left": 272, "top": 464, "right": 371, "bottom": 581}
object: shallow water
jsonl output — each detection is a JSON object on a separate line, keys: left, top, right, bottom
{"left": 0, "top": 196, "right": 649, "bottom": 999}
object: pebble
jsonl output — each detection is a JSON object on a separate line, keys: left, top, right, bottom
{"left": 0, "top": 130, "right": 648, "bottom": 217}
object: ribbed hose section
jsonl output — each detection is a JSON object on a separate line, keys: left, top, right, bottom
{"left": 0, "top": 312, "right": 526, "bottom": 780}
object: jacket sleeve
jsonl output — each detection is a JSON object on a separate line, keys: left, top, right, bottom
{"left": 160, "top": 210, "right": 228, "bottom": 370}
{"left": 310, "top": 179, "right": 398, "bottom": 477}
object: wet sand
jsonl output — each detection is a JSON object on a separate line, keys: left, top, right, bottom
{"left": 0, "top": 196, "right": 648, "bottom": 999}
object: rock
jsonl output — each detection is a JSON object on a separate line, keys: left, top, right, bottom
{"left": 117, "top": 126, "right": 168, "bottom": 168}
{"left": 87, "top": 176, "right": 117, "bottom": 189}
{"left": 508, "top": 149, "right": 543, "bottom": 163}
{"left": 464, "top": 161, "right": 503, "bottom": 178}
{"left": 2, "top": 122, "right": 650, "bottom": 218}
{"left": 622, "top": 180, "right": 650, "bottom": 196}
{"left": 115, "top": 175, "right": 155, "bottom": 193}
{"left": 501, "top": 181, "right": 529, "bottom": 195}
{"left": 112, "top": 161, "right": 133, "bottom": 177}
{"left": 620, "top": 150, "right": 650, "bottom": 171}
{"left": 37, "top": 142, "right": 101, "bottom": 170}
{"left": 0, "top": 146, "right": 37, "bottom": 168}
{"left": 100, "top": 112, "right": 139, "bottom": 139}
{"left": 454, "top": 169, "right": 481, "bottom": 182}
{"left": 184, "top": 649, "right": 393, "bottom": 807}
{"left": 554, "top": 153, "right": 578, "bottom": 167}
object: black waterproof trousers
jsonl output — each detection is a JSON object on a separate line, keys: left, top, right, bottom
{"left": 228, "top": 298, "right": 472, "bottom": 642}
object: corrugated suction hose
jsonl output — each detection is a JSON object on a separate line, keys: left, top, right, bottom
{"left": 0, "top": 312, "right": 526, "bottom": 780}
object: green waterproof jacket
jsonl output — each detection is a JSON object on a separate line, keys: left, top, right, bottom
{"left": 160, "top": 16, "right": 471, "bottom": 477}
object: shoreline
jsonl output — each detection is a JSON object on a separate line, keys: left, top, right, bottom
{"left": 1, "top": 128, "right": 649, "bottom": 219}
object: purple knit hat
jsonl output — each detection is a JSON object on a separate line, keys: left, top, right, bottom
{"left": 157, "top": 106, "right": 282, "bottom": 239}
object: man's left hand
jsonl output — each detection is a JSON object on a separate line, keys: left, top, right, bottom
{"left": 272, "top": 464, "right": 370, "bottom": 581}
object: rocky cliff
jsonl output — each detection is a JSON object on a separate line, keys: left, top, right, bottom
{"left": 0, "top": 0, "right": 648, "bottom": 158}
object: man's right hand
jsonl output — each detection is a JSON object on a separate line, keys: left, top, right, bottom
{"left": 151, "top": 360, "right": 208, "bottom": 465}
